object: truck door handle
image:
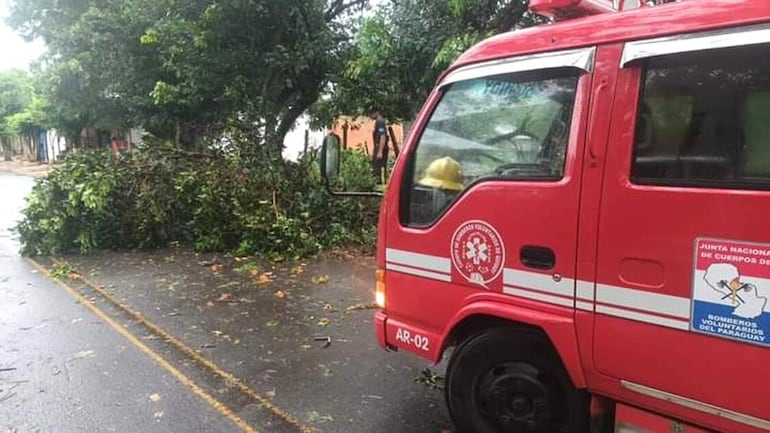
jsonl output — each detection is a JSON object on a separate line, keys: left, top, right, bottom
{"left": 520, "top": 245, "right": 556, "bottom": 270}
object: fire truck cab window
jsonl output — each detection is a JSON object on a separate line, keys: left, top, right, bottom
{"left": 632, "top": 44, "right": 770, "bottom": 189}
{"left": 404, "top": 69, "right": 579, "bottom": 226}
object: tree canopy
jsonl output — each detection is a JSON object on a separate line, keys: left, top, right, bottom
{"left": 8, "top": 0, "right": 367, "bottom": 149}
{"left": 0, "top": 69, "right": 34, "bottom": 137}
{"left": 4, "top": 0, "right": 681, "bottom": 146}
{"left": 313, "top": 0, "right": 546, "bottom": 125}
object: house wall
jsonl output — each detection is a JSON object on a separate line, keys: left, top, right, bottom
{"left": 329, "top": 116, "right": 404, "bottom": 157}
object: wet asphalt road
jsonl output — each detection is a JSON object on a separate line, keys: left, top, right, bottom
{"left": 0, "top": 174, "right": 242, "bottom": 432}
{"left": 0, "top": 172, "right": 453, "bottom": 433}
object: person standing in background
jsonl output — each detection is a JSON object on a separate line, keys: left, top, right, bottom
{"left": 369, "top": 107, "right": 389, "bottom": 184}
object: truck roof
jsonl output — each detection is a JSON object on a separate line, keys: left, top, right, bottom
{"left": 449, "top": 0, "right": 770, "bottom": 76}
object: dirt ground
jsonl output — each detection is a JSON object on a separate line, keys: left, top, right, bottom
{"left": 0, "top": 159, "right": 54, "bottom": 178}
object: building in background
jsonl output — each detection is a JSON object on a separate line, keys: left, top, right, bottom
{"left": 329, "top": 116, "right": 404, "bottom": 157}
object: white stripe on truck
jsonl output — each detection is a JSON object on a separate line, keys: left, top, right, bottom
{"left": 384, "top": 248, "right": 694, "bottom": 331}
{"left": 386, "top": 248, "right": 451, "bottom": 273}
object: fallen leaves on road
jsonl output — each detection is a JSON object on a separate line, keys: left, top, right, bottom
{"left": 209, "top": 263, "right": 224, "bottom": 272}
{"left": 306, "top": 411, "right": 334, "bottom": 424}
{"left": 74, "top": 350, "right": 95, "bottom": 359}
{"left": 216, "top": 293, "right": 231, "bottom": 302}
{"left": 414, "top": 368, "right": 444, "bottom": 390}
{"left": 153, "top": 411, "right": 165, "bottom": 419}
{"left": 50, "top": 263, "right": 73, "bottom": 280}
{"left": 346, "top": 303, "right": 378, "bottom": 311}
{"left": 312, "top": 275, "right": 329, "bottom": 284}
{"left": 317, "top": 318, "right": 330, "bottom": 326}
{"left": 274, "top": 290, "right": 286, "bottom": 299}
{"left": 265, "top": 319, "right": 279, "bottom": 327}
{"left": 235, "top": 262, "right": 260, "bottom": 275}
{"left": 256, "top": 272, "right": 273, "bottom": 285}
{"left": 149, "top": 393, "right": 161, "bottom": 402}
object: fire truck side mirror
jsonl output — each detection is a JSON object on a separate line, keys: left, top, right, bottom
{"left": 321, "top": 134, "right": 341, "bottom": 182}
{"left": 320, "top": 133, "right": 383, "bottom": 198}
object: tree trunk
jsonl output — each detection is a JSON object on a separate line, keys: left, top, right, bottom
{"left": 175, "top": 120, "right": 181, "bottom": 148}
{"left": 2, "top": 138, "right": 12, "bottom": 161}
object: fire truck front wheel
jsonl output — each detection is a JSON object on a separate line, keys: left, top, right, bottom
{"left": 445, "top": 327, "right": 589, "bottom": 433}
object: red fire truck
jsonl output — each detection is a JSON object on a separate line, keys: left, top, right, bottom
{"left": 321, "top": 0, "right": 770, "bottom": 431}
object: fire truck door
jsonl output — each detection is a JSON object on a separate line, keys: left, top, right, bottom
{"left": 383, "top": 47, "right": 596, "bottom": 352}
{"left": 593, "top": 26, "right": 770, "bottom": 431}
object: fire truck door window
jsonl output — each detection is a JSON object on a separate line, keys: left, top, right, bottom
{"left": 403, "top": 69, "right": 579, "bottom": 227}
{"left": 631, "top": 43, "right": 770, "bottom": 189}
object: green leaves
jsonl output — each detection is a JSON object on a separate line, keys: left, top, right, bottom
{"left": 8, "top": 0, "right": 362, "bottom": 149}
{"left": 140, "top": 29, "right": 160, "bottom": 46}
{"left": 322, "top": 0, "right": 537, "bottom": 123}
{"left": 16, "top": 145, "right": 379, "bottom": 258}
{"left": 0, "top": 69, "right": 35, "bottom": 137}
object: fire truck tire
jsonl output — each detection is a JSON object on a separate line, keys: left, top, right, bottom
{"left": 445, "top": 327, "right": 589, "bottom": 433}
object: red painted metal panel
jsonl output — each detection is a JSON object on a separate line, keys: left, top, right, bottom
{"left": 593, "top": 50, "right": 770, "bottom": 429}
{"left": 374, "top": 310, "right": 387, "bottom": 349}
{"left": 449, "top": 1, "right": 770, "bottom": 77}
{"left": 616, "top": 403, "right": 714, "bottom": 432}
{"left": 373, "top": 2, "right": 770, "bottom": 432}
{"left": 574, "top": 41, "right": 624, "bottom": 392}
{"left": 376, "top": 55, "right": 594, "bottom": 386}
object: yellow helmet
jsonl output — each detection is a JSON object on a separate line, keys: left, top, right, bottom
{"left": 418, "top": 156, "right": 464, "bottom": 191}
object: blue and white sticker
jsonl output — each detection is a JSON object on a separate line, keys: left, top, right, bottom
{"left": 691, "top": 238, "right": 770, "bottom": 347}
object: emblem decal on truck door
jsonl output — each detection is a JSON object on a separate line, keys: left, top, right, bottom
{"left": 692, "top": 238, "right": 770, "bottom": 347}
{"left": 451, "top": 220, "right": 504, "bottom": 287}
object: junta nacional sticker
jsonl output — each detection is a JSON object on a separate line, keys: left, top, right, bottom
{"left": 451, "top": 220, "right": 504, "bottom": 288}
{"left": 691, "top": 238, "right": 770, "bottom": 347}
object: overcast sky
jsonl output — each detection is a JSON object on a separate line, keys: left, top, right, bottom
{"left": 0, "top": 0, "right": 46, "bottom": 71}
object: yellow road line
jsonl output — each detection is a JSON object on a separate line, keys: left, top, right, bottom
{"left": 50, "top": 257, "right": 315, "bottom": 433}
{"left": 27, "top": 258, "right": 258, "bottom": 433}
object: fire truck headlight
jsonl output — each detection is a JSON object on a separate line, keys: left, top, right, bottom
{"left": 616, "top": 423, "right": 647, "bottom": 433}
{"left": 375, "top": 269, "right": 386, "bottom": 308}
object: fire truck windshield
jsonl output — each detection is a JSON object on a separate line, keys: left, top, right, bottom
{"left": 405, "top": 68, "right": 579, "bottom": 226}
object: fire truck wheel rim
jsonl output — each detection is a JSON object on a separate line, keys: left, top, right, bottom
{"left": 444, "top": 327, "right": 588, "bottom": 433}
{"left": 476, "top": 362, "right": 551, "bottom": 430}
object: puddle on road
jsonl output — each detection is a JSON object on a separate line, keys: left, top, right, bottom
{"left": 0, "top": 174, "right": 35, "bottom": 255}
